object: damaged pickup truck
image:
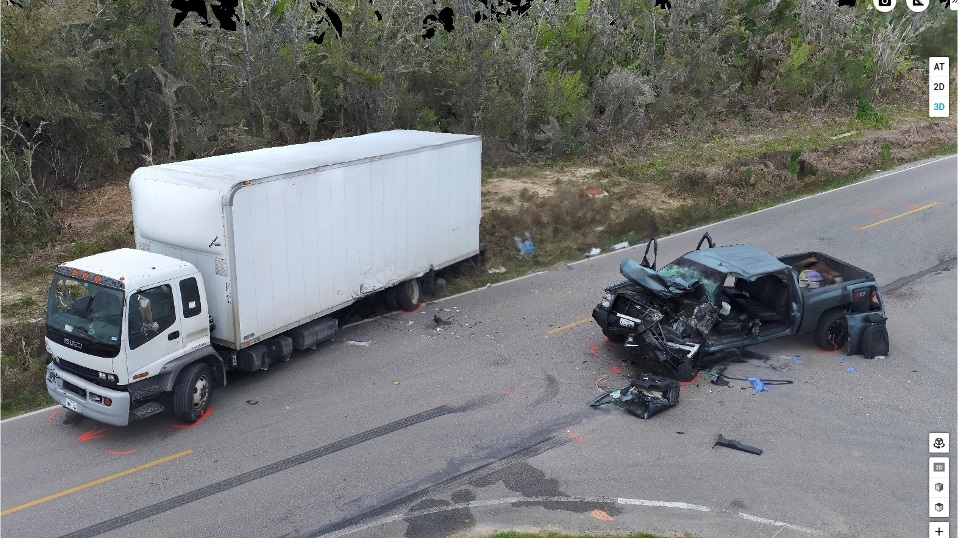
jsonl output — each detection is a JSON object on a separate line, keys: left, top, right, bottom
{"left": 592, "top": 233, "right": 889, "bottom": 380}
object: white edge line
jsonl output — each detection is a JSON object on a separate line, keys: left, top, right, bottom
{"left": 567, "top": 154, "right": 957, "bottom": 267}
{"left": 324, "top": 495, "right": 823, "bottom": 538}
{"left": 1, "top": 404, "right": 61, "bottom": 423}
{"left": 738, "top": 511, "right": 822, "bottom": 535}
{"left": 617, "top": 497, "right": 710, "bottom": 511}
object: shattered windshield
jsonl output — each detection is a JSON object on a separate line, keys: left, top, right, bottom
{"left": 46, "top": 275, "right": 124, "bottom": 358}
{"left": 658, "top": 257, "right": 724, "bottom": 302}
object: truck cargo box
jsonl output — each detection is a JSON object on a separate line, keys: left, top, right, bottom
{"left": 130, "top": 130, "right": 481, "bottom": 349}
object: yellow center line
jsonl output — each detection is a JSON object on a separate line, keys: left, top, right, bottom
{"left": 547, "top": 316, "right": 594, "bottom": 334}
{"left": 856, "top": 202, "right": 941, "bottom": 230}
{"left": 0, "top": 449, "right": 192, "bottom": 516}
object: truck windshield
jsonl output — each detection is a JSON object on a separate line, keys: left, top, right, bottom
{"left": 658, "top": 257, "right": 724, "bottom": 302}
{"left": 46, "top": 275, "right": 124, "bottom": 358}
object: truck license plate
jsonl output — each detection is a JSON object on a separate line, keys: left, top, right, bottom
{"left": 64, "top": 398, "right": 78, "bottom": 412}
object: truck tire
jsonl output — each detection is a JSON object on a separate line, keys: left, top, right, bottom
{"left": 815, "top": 309, "right": 849, "bottom": 351}
{"left": 382, "top": 288, "right": 400, "bottom": 311}
{"left": 173, "top": 362, "right": 212, "bottom": 422}
{"left": 394, "top": 279, "right": 421, "bottom": 311}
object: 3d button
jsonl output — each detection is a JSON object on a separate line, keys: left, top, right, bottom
{"left": 930, "top": 433, "right": 950, "bottom": 454}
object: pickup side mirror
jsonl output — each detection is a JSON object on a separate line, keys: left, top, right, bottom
{"left": 640, "top": 238, "right": 658, "bottom": 270}
{"left": 695, "top": 232, "right": 715, "bottom": 251}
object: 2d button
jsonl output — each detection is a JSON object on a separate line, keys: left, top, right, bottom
{"left": 930, "top": 433, "right": 950, "bottom": 454}
{"left": 930, "top": 458, "right": 949, "bottom": 476}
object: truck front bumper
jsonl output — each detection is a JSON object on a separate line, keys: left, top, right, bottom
{"left": 46, "top": 362, "right": 131, "bottom": 426}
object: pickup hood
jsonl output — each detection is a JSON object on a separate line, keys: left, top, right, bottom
{"left": 619, "top": 258, "right": 696, "bottom": 298}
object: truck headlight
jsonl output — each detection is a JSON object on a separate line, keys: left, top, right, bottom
{"left": 98, "top": 372, "right": 118, "bottom": 383}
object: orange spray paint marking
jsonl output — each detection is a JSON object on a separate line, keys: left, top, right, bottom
{"left": 564, "top": 429, "right": 587, "bottom": 443}
{"left": 610, "top": 365, "right": 622, "bottom": 374}
{"left": 590, "top": 509, "right": 614, "bottom": 521}
{"left": 402, "top": 303, "right": 427, "bottom": 315}
{"left": 48, "top": 409, "right": 64, "bottom": 423}
{"left": 107, "top": 449, "right": 137, "bottom": 455}
{"left": 589, "top": 345, "right": 600, "bottom": 358}
{"left": 501, "top": 390, "right": 516, "bottom": 398}
{"left": 78, "top": 428, "right": 109, "bottom": 441}
{"left": 171, "top": 408, "right": 213, "bottom": 429}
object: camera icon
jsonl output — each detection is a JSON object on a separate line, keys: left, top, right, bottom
{"left": 873, "top": 0, "right": 896, "bottom": 10}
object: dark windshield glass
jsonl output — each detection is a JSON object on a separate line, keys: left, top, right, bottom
{"left": 658, "top": 257, "right": 725, "bottom": 302}
{"left": 46, "top": 275, "right": 123, "bottom": 358}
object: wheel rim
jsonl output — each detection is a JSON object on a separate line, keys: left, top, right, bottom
{"left": 826, "top": 318, "right": 848, "bottom": 350}
{"left": 192, "top": 374, "right": 210, "bottom": 410}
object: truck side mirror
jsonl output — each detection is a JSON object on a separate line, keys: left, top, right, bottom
{"left": 137, "top": 295, "right": 159, "bottom": 332}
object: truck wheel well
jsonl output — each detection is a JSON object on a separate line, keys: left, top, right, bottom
{"left": 199, "top": 355, "right": 227, "bottom": 386}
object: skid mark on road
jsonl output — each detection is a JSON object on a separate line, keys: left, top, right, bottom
{"left": 64, "top": 402, "right": 489, "bottom": 537}
{"left": 306, "top": 436, "right": 570, "bottom": 537}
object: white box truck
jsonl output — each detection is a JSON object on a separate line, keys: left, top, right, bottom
{"left": 44, "top": 130, "right": 482, "bottom": 426}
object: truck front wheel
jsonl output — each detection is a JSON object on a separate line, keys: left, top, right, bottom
{"left": 173, "top": 362, "right": 212, "bottom": 422}
{"left": 815, "top": 309, "right": 849, "bottom": 351}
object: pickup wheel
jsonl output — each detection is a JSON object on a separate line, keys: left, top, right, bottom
{"left": 394, "top": 279, "right": 421, "bottom": 311}
{"left": 815, "top": 309, "right": 849, "bottom": 351}
{"left": 675, "top": 358, "right": 698, "bottom": 382}
{"left": 602, "top": 329, "right": 626, "bottom": 344}
{"left": 173, "top": 362, "right": 212, "bottom": 422}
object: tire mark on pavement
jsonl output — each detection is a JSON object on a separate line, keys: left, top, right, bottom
{"left": 303, "top": 435, "right": 570, "bottom": 537}
{"left": 65, "top": 399, "right": 491, "bottom": 538}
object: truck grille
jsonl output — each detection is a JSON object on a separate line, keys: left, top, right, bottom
{"left": 61, "top": 379, "right": 88, "bottom": 399}
{"left": 612, "top": 295, "right": 664, "bottom": 324}
{"left": 55, "top": 357, "right": 122, "bottom": 389}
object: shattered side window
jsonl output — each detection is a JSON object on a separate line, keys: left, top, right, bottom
{"left": 658, "top": 258, "right": 723, "bottom": 302}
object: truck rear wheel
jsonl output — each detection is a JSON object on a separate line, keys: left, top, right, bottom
{"left": 394, "top": 279, "right": 421, "bottom": 311}
{"left": 173, "top": 362, "right": 212, "bottom": 422}
{"left": 815, "top": 309, "right": 849, "bottom": 351}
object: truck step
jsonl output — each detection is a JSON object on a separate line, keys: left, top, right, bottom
{"left": 131, "top": 401, "right": 166, "bottom": 420}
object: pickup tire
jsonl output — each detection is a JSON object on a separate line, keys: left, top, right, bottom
{"left": 173, "top": 362, "right": 212, "bottom": 422}
{"left": 815, "top": 309, "right": 849, "bottom": 351}
{"left": 675, "top": 357, "right": 698, "bottom": 382}
{"left": 602, "top": 329, "right": 626, "bottom": 344}
{"left": 394, "top": 279, "right": 421, "bottom": 311}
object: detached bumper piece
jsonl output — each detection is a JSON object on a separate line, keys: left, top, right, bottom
{"left": 713, "top": 434, "right": 763, "bottom": 455}
{"left": 589, "top": 373, "right": 680, "bottom": 419}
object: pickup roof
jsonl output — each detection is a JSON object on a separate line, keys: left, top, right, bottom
{"left": 592, "top": 233, "right": 889, "bottom": 380}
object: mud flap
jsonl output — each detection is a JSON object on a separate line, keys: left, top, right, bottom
{"left": 846, "top": 312, "right": 889, "bottom": 358}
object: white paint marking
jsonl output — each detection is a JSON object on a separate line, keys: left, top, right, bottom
{"left": 1, "top": 404, "right": 61, "bottom": 423}
{"left": 321, "top": 495, "right": 822, "bottom": 537}
{"left": 738, "top": 511, "right": 822, "bottom": 535}
{"left": 617, "top": 497, "right": 710, "bottom": 511}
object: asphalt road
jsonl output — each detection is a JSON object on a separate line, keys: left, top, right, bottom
{"left": 2, "top": 155, "right": 956, "bottom": 538}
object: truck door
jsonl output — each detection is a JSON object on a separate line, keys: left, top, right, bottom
{"left": 125, "top": 283, "right": 184, "bottom": 376}
{"left": 845, "top": 285, "right": 888, "bottom": 357}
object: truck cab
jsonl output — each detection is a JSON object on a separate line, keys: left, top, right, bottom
{"left": 45, "top": 249, "right": 218, "bottom": 426}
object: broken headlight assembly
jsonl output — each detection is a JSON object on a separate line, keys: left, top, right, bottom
{"left": 600, "top": 292, "right": 613, "bottom": 309}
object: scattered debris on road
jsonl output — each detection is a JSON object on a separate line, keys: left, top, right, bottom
{"left": 714, "top": 434, "right": 763, "bottom": 455}
{"left": 589, "top": 373, "right": 680, "bottom": 419}
{"left": 343, "top": 340, "right": 372, "bottom": 346}
{"left": 488, "top": 266, "right": 507, "bottom": 273}
{"left": 434, "top": 315, "right": 453, "bottom": 327}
